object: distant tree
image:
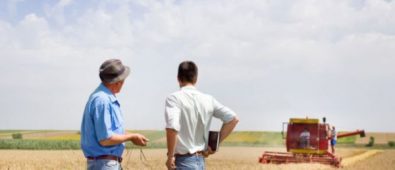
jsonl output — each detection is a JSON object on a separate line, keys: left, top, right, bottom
{"left": 11, "top": 133, "right": 23, "bottom": 139}
{"left": 388, "top": 141, "right": 395, "bottom": 147}
{"left": 366, "top": 136, "right": 375, "bottom": 147}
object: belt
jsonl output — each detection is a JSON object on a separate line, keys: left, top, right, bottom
{"left": 87, "top": 155, "right": 123, "bottom": 163}
{"left": 174, "top": 151, "right": 204, "bottom": 157}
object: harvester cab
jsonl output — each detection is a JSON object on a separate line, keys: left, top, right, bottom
{"left": 260, "top": 117, "right": 365, "bottom": 167}
{"left": 283, "top": 118, "right": 329, "bottom": 154}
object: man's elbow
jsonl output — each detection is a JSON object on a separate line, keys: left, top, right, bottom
{"left": 99, "top": 136, "right": 115, "bottom": 146}
{"left": 234, "top": 116, "right": 240, "bottom": 123}
{"left": 224, "top": 116, "right": 239, "bottom": 126}
{"left": 166, "top": 128, "right": 179, "bottom": 135}
{"left": 99, "top": 140, "right": 110, "bottom": 146}
{"left": 231, "top": 116, "right": 239, "bottom": 125}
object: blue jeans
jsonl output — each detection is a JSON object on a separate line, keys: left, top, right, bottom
{"left": 175, "top": 155, "right": 205, "bottom": 170}
{"left": 331, "top": 139, "right": 337, "bottom": 146}
{"left": 87, "top": 159, "right": 122, "bottom": 170}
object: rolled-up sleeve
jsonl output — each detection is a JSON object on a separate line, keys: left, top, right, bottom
{"left": 212, "top": 98, "right": 236, "bottom": 123}
{"left": 165, "top": 95, "right": 181, "bottom": 131}
{"left": 92, "top": 98, "right": 114, "bottom": 141}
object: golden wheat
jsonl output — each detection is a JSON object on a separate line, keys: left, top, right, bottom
{"left": 0, "top": 147, "right": 393, "bottom": 170}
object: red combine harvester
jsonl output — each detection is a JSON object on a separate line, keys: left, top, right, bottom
{"left": 259, "top": 117, "right": 365, "bottom": 167}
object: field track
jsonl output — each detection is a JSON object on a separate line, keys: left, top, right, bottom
{"left": 341, "top": 150, "right": 381, "bottom": 166}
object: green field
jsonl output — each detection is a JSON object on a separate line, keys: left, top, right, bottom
{"left": 0, "top": 130, "right": 389, "bottom": 150}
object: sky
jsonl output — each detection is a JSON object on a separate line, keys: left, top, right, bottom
{"left": 0, "top": 0, "right": 394, "bottom": 132}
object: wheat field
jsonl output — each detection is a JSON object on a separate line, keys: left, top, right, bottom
{"left": 0, "top": 147, "right": 394, "bottom": 170}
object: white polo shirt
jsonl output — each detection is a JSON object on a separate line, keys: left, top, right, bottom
{"left": 164, "top": 85, "right": 236, "bottom": 154}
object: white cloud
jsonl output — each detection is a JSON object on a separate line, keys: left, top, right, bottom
{"left": 0, "top": 0, "right": 394, "bottom": 131}
{"left": 58, "top": 0, "right": 73, "bottom": 7}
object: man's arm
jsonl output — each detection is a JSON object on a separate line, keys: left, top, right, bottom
{"left": 166, "top": 128, "right": 177, "bottom": 170}
{"left": 203, "top": 116, "right": 239, "bottom": 158}
{"left": 100, "top": 133, "right": 148, "bottom": 146}
{"left": 166, "top": 128, "right": 177, "bottom": 156}
{"left": 219, "top": 117, "right": 239, "bottom": 143}
{"left": 211, "top": 98, "right": 239, "bottom": 143}
{"left": 92, "top": 99, "right": 148, "bottom": 147}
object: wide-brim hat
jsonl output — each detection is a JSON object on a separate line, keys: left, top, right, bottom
{"left": 99, "top": 59, "right": 130, "bottom": 83}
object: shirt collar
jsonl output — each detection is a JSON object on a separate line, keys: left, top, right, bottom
{"left": 181, "top": 85, "right": 196, "bottom": 90}
{"left": 99, "top": 83, "right": 118, "bottom": 103}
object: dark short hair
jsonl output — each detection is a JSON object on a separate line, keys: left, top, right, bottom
{"left": 178, "top": 61, "right": 198, "bottom": 83}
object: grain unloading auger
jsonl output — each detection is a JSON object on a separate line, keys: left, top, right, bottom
{"left": 259, "top": 117, "right": 365, "bottom": 167}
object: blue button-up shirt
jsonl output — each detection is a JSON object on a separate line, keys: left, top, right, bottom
{"left": 81, "top": 83, "right": 125, "bottom": 157}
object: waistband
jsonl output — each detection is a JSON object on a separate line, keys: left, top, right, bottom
{"left": 175, "top": 151, "right": 204, "bottom": 157}
{"left": 87, "top": 155, "right": 122, "bottom": 163}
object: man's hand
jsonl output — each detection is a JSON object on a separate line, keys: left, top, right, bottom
{"left": 202, "top": 146, "right": 216, "bottom": 158}
{"left": 130, "top": 133, "right": 149, "bottom": 146}
{"left": 166, "top": 156, "right": 176, "bottom": 170}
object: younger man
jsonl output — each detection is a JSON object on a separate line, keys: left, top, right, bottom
{"left": 164, "top": 61, "right": 239, "bottom": 170}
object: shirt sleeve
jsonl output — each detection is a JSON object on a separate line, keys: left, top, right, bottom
{"left": 212, "top": 97, "right": 236, "bottom": 123}
{"left": 92, "top": 97, "right": 114, "bottom": 141}
{"left": 164, "top": 95, "right": 181, "bottom": 131}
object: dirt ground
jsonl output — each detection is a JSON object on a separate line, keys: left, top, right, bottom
{"left": 0, "top": 147, "right": 394, "bottom": 170}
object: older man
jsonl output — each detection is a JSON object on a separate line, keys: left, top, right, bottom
{"left": 165, "top": 61, "right": 239, "bottom": 170}
{"left": 81, "top": 59, "right": 148, "bottom": 170}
